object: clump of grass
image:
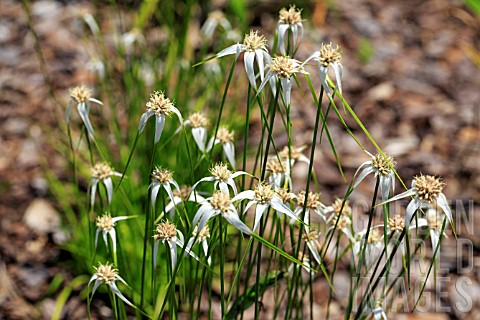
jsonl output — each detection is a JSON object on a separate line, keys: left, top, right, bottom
{"left": 43, "top": 2, "right": 454, "bottom": 319}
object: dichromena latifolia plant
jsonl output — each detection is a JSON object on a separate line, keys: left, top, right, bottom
{"left": 58, "top": 4, "right": 454, "bottom": 319}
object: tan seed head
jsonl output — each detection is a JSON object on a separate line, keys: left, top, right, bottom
{"left": 146, "top": 91, "right": 174, "bottom": 116}
{"left": 296, "top": 191, "right": 322, "bottom": 210}
{"left": 279, "top": 6, "right": 302, "bottom": 25}
{"left": 254, "top": 183, "right": 274, "bottom": 204}
{"left": 367, "top": 229, "right": 383, "bottom": 244}
{"left": 210, "top": 163, "right": 232, "bottom": 182}
{"left": 154, "top": 221, "right": 177, "bottom": 241}
{"left": 371, "top": 153, "right": 396, "bottom": 176}
{"left": 243, "top": 30, "right": 267, "bottom": 52}
{"left": 331, "top": 198, "right": 351, "bottom": 216}
{"left": 94, "top": 262, "right": 117, "bottom": 284}
{"left": 318, "top": 43, "right": 342, "bottom": 68}
{"left": 92, "top": 162, "right": 113, "bottom": 180}
{"left": 188, "top": 112, "right": 209, "bottom": 128}
{"left": 70, "top": 86, "right": 91, "bottom": 103}
{"left": 277, "top": 188, "right": 293, "bottom": 204}
{"left": 96, "top": 214, "right": 114, "bottom": 231}
{"left": 152, "top": 167, "right": 173, "bottom": 184}
{"left": 217, "top": 127, "right": 234, "bottom": 144}
{"left": 266, "top": 159, "right": 286, "bottom": 174}
{"left": 268, "top": 56, "right": 299, "bottom": 79}
{"left": 388, "top": 215, "right": 405, "bottom": 233}
{"left": 210, "top": 191, "right": 232, "bottom": 213}
{"left": 414, "top": 174, "right": 445, "bottom": 203}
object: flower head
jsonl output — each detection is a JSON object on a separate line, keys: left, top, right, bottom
{"left": 233, "top": 182, "right": 297, "bottom": 231}
{"left": 413, "top": 174, "right": 445, "bottom": 204}
{"left": 70, "top": 86, "right": 91, "bottom": 103}
{"left": 153, "top": 220, "right": 197, "bottom": 268}
{"left": 296, "top": 191, "right": 322, "bottom": 210}
{"left": 96, "top": 214, "right": 114, "bottom": 231}
{"left": 294, "top": 191, "right": 326, "bottom": 227}
{"left": 265, "top": 159, "right": 291, "bottom": 190}
{"left": 215, "top": 29, "right": 271, "bottom": 89}
{"left": 330, "top": 198, "right": 352, "bottom": 217}
{"left": 92, "top": 162, "right": 114, "bottom": 180}
{"left": 217, "top": 127, "right": 234, "bottom": 144}
{"left": 89, "top": 262, "right": 134, "bottom": 308}
{"left": 258, "top": 56, "right": 305, "bottom": 106}
{"left": 268, "top": 56, "right": 299, "bottom": 79}
{"left": 66, "top": 86, "right": 103, "bottom": 136}
{"left": 210, "top": 163, "right": 232, "bottom": 182}
{"left": 90, "top": 162, "right": 122, "bottom": 208}
{"left": 278, "top": 145, "right": 309, "bottom": 165}
{"left": 388, "top": 214, "right": 405, "bottom": 233}
{"left": 94, "top": 262, "right": 117, "bottom": 284}
{"left": 254, "top": 183, "right": 275, "bottom": 204}
{"left": 243, "top": 30, "right": 267, "bottom": 52}
{"left": 371, "top": 153, "right": 396, "bottom": 177}
{"left": 353, "top": 152, "right": 396, "bottom": 202}
{"left": 193, "top": 225, "right": 210, "bottom": 242}
{"left": 138, "top": 91, "right": 182, "bottom": 143}
{"left": 146, "top": 91, "right": 174, "bottom": 116}
{"left": 277, "top": 6, "right": 304, "bottom": 55}
{"left": 303, "top": 43, "right": 344, "bottom": 96}
{"left": 154, "top": 221, "right": 177, "bottom": 241}
{"left": 193, "top": 190, "right": 252, "bottom": 235}
{"left": 318, "top": 43, "right": 342, "bottom": 68}
{"left": 149, "top": 167, "right": 181, "bottom": 209}
{"left": 191, "top": 163, "right": 249, "bottom": 195}
{"left": 95, "top": 213, "right": 130, "bottom": 253}
{"left": 387, "top": 174, "right": 452, "bottom": 228}
{"left": 210, "top": 190, "right": 232, "bottom": 213}
{"left": 277, "top": 187, "right": 295, "bottom": 204}
{"left": 279, "top": 6, "right": 303, "bottom": 25}
{"left": 188, "top": 112, "right": 209, "bottom": 128}
{"left": 152, "top": 167, "right": 173, "bottom": 185}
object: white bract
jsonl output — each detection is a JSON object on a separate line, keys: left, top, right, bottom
{"left": 216, "top": 30, "right": 271, "bottom": 89}
{"left": 95, "top": 213, "right": 131, "bottom": 254}
{"left": 192, "top": 191, "right": 252, "bottom": 235}
{"left": 293, "top": 191, "right": 326, "bottom": 229}
{"left": 138, "top": 91, "right": 183, "bottom": 144}
{"left": 149, "top": 167, "right": 181, "bottom": 210}
{"left": 190, "top": 163, "right": 250, "bottom": 196}
{"left": 277, "top": 5, "right": 304, "bottom": 55}
{"left": 90, "top": 162, "right": 122, "bottom": 208}
{"left": 257, "top": 55, "right": 306, "bottom": 106}
{"left": 353, "top": 151, "right": 396, "bottom": 202}
{"left": 88, "top": 262, "right": 134, "bottom": 308}
{"left": 303, "top": 43, "right": 343, "bottom": 97}
{"left": 182, "top": 112, "right": 209, "bottom": 152}
{"left": 386, "top": 174, "right": 452, "bottom": 228}
{"left": 186, "top": 225, "right": 212, "bottom": 265}
{"left": 66, "top": 86, "right": 103, "bottom": 137}
{"left": 232, "top": 183, "right": 297, "bottom": 231}
{"left": 207, "top": 127, "right": 237, "bottom": 169}
{"left": 153, "top": 221, "right": 198, "bottom": 269}
{"left": 413, "top": 207, "right": 447, "bottom": 260}
{"left": 265, "top": 159, "right": 292, "bottom": 190}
